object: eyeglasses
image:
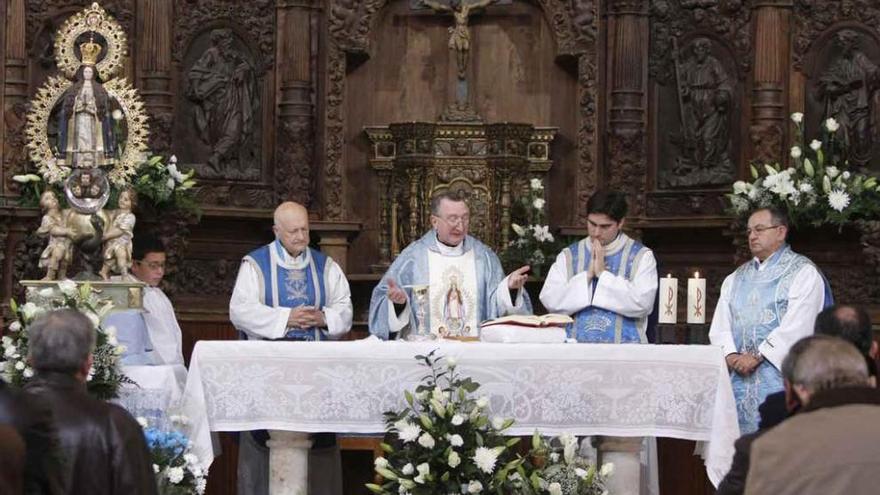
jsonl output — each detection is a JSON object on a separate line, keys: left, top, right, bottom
{"left": 136, "top": 260, "right": 165, "bottom": 270}
{"left": 435, "top": 215, "right": 470, "bottom": 227}
{"left": 745, "top": 224, "right": 781, "bottom": 235}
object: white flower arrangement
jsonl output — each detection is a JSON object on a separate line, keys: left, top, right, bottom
{"left": 728, "top": 113, "right": 880, "bottom": 227}
{"left": 132, "top": 154, "right": 199, "bottom": 216}
{"left": 367, "top": 351, "right": 520, "bottom": 494}
{"left": 502, "top": 178, "right": 564, "bottom": 278}
{"left": 367, "top": 351, "right": 610, "bottom": 495}
{"left": 1, "top": 281, "right": 130, "bottom": 399}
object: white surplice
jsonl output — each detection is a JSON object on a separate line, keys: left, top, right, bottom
{"left": 229, "top": 248, "right": 353, "bottom": 340}
{"left": 142, "top": 286, "right": 185, "bottom": 366}
{"left": 539, "top": 234, "right": 658, "bottom": 339}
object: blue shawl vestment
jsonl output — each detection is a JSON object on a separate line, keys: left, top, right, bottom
{"left": 243, "top": 241, "right": 329, "bottom": 341}
{"left": 727, "top": 245, "right": 833, "bottom": 433}
{"left": 369, "top": 231, "right": 532, "bottom": 340}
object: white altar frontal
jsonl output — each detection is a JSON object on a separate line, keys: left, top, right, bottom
{"left": 181, "top": 339, "right": 739, "bottom": 492}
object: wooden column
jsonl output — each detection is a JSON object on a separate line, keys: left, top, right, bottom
{"left": 750, "top": 0, "right": 793, "bottom": 165}
{"left": 605, "top": 0, "right": 648, "bottom": 215}
{"left": 3, "top": 0, "right": 27, "bottom": 195}
{"left": 136, "top": 0, "right": 174, "bottom": 154}
{"left": 275, "top": 0, "right": 317, "bottom": 208}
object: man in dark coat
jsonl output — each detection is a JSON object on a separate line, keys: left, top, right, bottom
{"left": 22, "top": 309, "right": 158, "bottom": 495}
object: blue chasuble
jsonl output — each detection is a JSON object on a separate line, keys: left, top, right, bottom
{"left": 564, "top": 234, "right": 649, "bottom": 343}
{"left": 244, "top": 241, "right": 328, "bottom": 341}
{"left": 728, "top": 245, "right": 833, "bottom": 433}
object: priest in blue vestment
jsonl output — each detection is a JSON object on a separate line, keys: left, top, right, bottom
{"left": 229, "top": 201, "right": 351, "bottom": 495}
{"left": 369, "top": 191, "right": 532, "bottom": 339}
{"left": 540, "top": 190, "right": 658, "bottom": 343}
{"left": 710, "top": 206, "right": 833, "bottom": 434}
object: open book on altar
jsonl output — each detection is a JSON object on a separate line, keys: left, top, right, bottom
{"left": 479, "top": 313, "right": 573, "bottom": 329}
{"left": 479, "top": 314, "right": 571, "bottom": 343}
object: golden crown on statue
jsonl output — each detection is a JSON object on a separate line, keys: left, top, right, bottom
{"left": 79, "top": 37, "right": 102, "bottom": 65}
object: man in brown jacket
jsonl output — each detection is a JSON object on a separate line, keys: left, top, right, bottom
{"left": 744, "top": 335, "right": 880, "bottom": 494}
{"left": 23, "top": 309, "right": 158, "bottom": 495}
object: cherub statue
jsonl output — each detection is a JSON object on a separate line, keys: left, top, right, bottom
{"left": 99, "top": 188, "right": 136, "bottom": 279}
{"left": 36, "top": 191, "right": 74, "bottom": 280}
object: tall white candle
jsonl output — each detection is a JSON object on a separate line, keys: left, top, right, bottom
{"left": 658, "top": 274, "right": 678, "bottom": 324}
{"left": 687, "top": 271, "right": 706, "bottom": 324}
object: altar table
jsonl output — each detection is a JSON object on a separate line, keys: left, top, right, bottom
{"left": 181, "top": 339, "right": 739, "bottom": 489}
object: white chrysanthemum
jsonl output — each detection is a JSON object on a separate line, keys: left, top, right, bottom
{"left": 8, "top": 321, "right": 20, "bottom": 333}
{"left": 532, "top": 198, "right": 545, "bottom": 210}
{"left": 548, "top": 483, "right": 563, "bottom": 495}
{"left": 396, "top": 421, "right": 421, "bottom": 443}
{"left": 530, "top": 178, "right": 544, "bottom": 190}
{"left": 448, "top": 450, "right": 461, "bottom": 468}
{"left": 790, "top": 146, "right": 802, "bottom": 159}
{"left": 828, "top": 189, "right": 850, "bottom": 212}
{"left": 22, "top": 367, "right": 33, "bottom": 378}
{"left": 467, "top": 480, "right": 483, "bottom": 493}
{"left": 451, "top": 414, "right": 465, "bottom": 426}
{"left": 472, "top": 446, "right": 499, "bottom": 474}
{"left": 401, "top": 463, "right": 414, "bottom": 475}
{"left": 810, "top": 139, "right": 822, "bottom": 151}
{"left": 15, "top": 361, "right": 25, "bottom": 371}
{"left": 825, "top": 117, "right": 840, "bottom": 132}
{"left": 842, "top": 171, "right": 851, "bottom": 180}
{"left": 167, "top": 466, "right": 185, "bottom": 484}
{"left": 791, "top": 112, "right": 803, "bottom": 123}
{"left": 799, "top": 182, "right": 814, "bottom": 193}
{"left": 417, "top": 432, "right": 435, "bottom": 449}
{"left": 449, "top": 434, "right": 463, "bottom": 446}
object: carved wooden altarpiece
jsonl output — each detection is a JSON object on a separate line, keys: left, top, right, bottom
{"left": 365, "top": 121, "right": 556, "bottom": 270}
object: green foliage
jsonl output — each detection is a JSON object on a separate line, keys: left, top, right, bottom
{"left": 132, "top": 155, "right": 200, "bottom": 218}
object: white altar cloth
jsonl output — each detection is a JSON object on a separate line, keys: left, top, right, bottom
{"left": 181, "top": 339, "right": 739, "bottom": 485}
{"left": 117, "top": 364, "right": 188, "bottom": 429}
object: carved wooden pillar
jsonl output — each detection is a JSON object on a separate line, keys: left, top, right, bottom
{"left": 138, "top": 0, "right": 173, "bottom": 115}
{"left": 606, "top": 0, "right": 648, "bottom": 216}
{"left": 577, "top": 55, "right": 599, "bottom": 225}
{"left": 750, "top": 0, "right": 792, "bottom": 165}
{"left": 3, "top": 0, "right": 27, "bottom": 195}
{"left": 276, "top": 0, "right": 317, "bottom": 208}
{"left": 137, "top": 0, "right": 173, "bottom": 154}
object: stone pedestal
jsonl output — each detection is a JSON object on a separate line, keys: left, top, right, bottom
{"left": 267, "top": 431, "right": 312, "bottom": 495}
{"left": 594, "top": 436, "right": 644, "bottom": 495}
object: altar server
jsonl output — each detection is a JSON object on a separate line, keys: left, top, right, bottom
{"left": 540, "top": 190, "right": 658, "bottom": 343}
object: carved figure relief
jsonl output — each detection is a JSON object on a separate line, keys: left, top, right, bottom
{"left": 815, "top": 29, "right": 880, "bottom": 167}
{"left": 184, "top": 28, "right": 260, "bottom": 180}
{"left": 662, "top": 37, "right": 735, "bottom": 187}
